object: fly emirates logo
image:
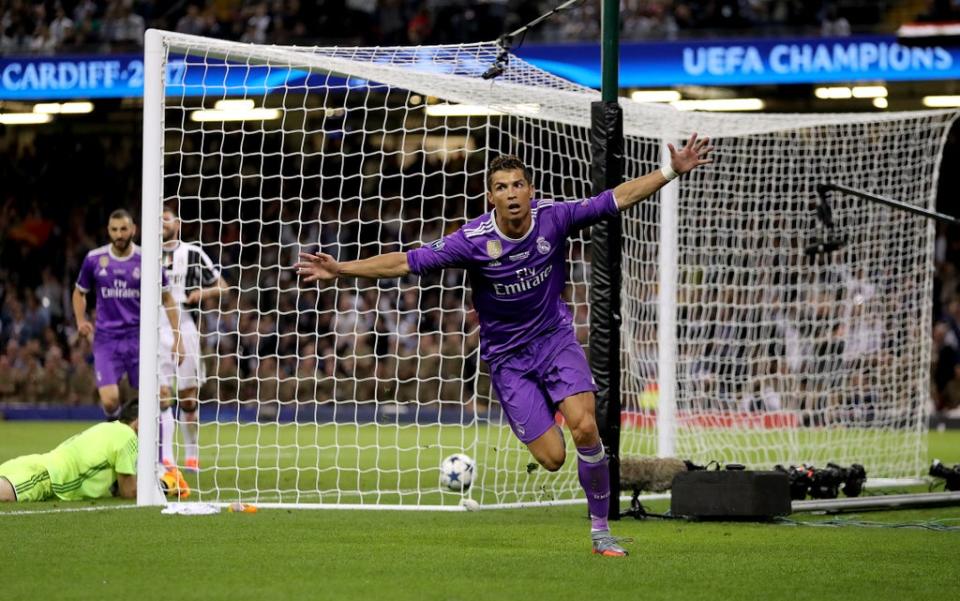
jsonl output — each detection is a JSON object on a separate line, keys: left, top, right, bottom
{"left": 101, "top": 279, "right": 140, "bottom": 299}
{"left": 493, "top": 265, "right": 552, "bottom": 296}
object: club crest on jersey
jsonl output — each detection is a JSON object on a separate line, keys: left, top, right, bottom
{"left": 132, "top": 267, "right": 140, "bottom": 279}
{"left": 486, "top": 240, "right": 503, "bottom": 259}
{"left": 536, "top": 236, "right": 551, "bottom": 255}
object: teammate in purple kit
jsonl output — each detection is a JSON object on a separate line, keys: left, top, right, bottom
{"left": 296, "top": 133, "right": 714, "bottom": 556}
{"left": 73, "top": 209, "right": 184, "bottom": 419}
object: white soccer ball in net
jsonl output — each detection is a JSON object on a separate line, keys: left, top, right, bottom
{"left": 439, "top": 453, "right": 475, "bottom": 492}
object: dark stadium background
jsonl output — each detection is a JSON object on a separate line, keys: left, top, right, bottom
{"left": 0, "top": 0, "right": 958, "bottom": 422}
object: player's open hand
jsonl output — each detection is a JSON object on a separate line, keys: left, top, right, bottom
{"left": 295, "top": 252, "right": 340, "bottom": 283}
{"left": 668, "top": 132, "right": 715, "bottom": 175}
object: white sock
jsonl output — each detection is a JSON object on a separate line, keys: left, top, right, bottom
{"left": 181, "top": 408, "right": 199, "bottom": 460}
{"left": 160, "top": 407, "right": 175, "bottom": 466}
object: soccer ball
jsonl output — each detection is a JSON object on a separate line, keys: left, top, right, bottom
{"left": 439, "top": 453, "right": 475, "bottom": 492}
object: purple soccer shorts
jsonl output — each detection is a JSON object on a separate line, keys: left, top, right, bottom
{"left": 488, "top": 326, "right": 597, "bottom": 444}
{"left": 93, "top": 332, "right": 140, "bottom": 389}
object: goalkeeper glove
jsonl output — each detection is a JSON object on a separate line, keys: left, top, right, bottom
{"left": 160, "top": 468, "right": 191, "bottom": 499}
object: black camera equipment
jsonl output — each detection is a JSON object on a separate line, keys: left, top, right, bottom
{"left": 774, "top": 464, "right": 813, "bottom": 500}
{"left": 805, "top": 185, "right": 848, "bottom": 258}
{"left": 811, "top": 463, "right": 866, "bottom": 499}
{"left": 929, "top": 460, "right": 960, "bottom": 491}
{"left": 775, "top": 463, "right": 866, "bottom": 499}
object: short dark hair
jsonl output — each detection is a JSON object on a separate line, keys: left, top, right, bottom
{"left": 108, "top": 208, "right": 134, "bottom": 223}
{"left": 487, "top": 155, "right": 531, "bottom": 189}
{"left": 163, "top": 204, "right": 179, "bottom": 218}
{"left": 118, "top": 398, "right": 139, "bottom": 424}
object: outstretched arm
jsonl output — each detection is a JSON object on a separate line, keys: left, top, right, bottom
{"left": 613, "top": 132, "right": 714, "bottom": 212}
{"left": 295, "top": 251, "right": 411, "bottom": 283}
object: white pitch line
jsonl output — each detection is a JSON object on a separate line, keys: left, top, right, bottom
{"left": 0, "top": 503, "right": 141, "bottom": 517}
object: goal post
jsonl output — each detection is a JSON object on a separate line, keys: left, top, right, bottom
{"left": 137, "top": 29, "right": 169, "bottom": 506}
{"left": 139, "top": 29, "right": 958, "bottom": 509}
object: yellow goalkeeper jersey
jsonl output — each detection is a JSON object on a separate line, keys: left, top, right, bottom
{"left": 42, "top": 422, "right": 138, "bottom": 500}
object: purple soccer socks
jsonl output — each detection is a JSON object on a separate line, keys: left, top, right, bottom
{"left": 577, "top": 442, "right": 611, "bottom": 532}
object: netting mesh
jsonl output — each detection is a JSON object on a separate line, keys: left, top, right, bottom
{"left": 620, "top": 119, "right": 952, "bottom": 479}
{"left": 147, "top": 30, "right": 956, "bottom": 507}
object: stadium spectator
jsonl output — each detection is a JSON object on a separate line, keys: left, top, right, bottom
{"left": 0, "top": 354, "right": 17, "bottom": 400}
{"left": 35, "top": 268, "right": 66, "bottom": 324}
{"left": 67, "top": 345, "right": 98, "bottom": 405}
{"left": 101, "top": 0, "right": 144, "bottom": 48}
{"left": 820, "top": 4, "right": 851, "bottom": 37}
{"left": 176, "top": 4, "right": 208, "bottom": 36}
{"left": 934, "top": 322, "right": 959, "bottom": 411}
{"left": 920, "top": 0, "right": 960, "bottom": 21}
{"left": 48, "top": 4, "right": 74, "bottom": 46}
{"left": 0, "top": 0, "right": 924, "bottom": 52}
{"left": 36, "top": 346, "right": 69, "bottom": 404}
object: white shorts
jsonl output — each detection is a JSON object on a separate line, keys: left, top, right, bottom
{"left": 159, "top": 319, "right": 206, "bottom": 391}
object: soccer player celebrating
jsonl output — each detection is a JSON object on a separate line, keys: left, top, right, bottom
{"left": 158, "top": 205, "right": 227, "bottom": 472}
{"left": 73, "top": 209, "right": 184, "bottom": 419}
{"left": 0, "top": 399, "right": 189, "bottom": 502}
{"left": 296, "top": 133, "right": 714, "bottom": 556}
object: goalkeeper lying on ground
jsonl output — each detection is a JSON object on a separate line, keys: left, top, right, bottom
{"left": 0, "top": 399, "right": 189, "bottom": 502}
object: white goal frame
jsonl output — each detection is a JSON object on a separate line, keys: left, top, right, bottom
{"left": 138, "top": 29, "right": 957, "bottom": 508}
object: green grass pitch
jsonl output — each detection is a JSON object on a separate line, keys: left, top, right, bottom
{"left": 1, "top": 422, "right": 958, "bottom": 601}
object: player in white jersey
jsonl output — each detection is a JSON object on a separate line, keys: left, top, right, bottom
{"left": 158, "top": 206, "right": 228, "bottom": 472}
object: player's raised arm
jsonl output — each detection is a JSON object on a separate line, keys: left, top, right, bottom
{"left": 613, "top": 132, "right": 714, "bottom": 212}
{"left": 295, "top": 251, "right": 411, "bottom": 283}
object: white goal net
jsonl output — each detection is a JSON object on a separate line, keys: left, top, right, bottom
{"left": 139, "top": 29, "right": 957, "bottom": 508}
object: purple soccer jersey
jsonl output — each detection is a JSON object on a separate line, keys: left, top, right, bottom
{"left": 407, "top": 189, "right": 618, "bottom": 363}
{"left": 76, "top": 244, "right": 154, "bottom": 336}
{"left": 76, "top": 244, "right": 168, "bottom": 387}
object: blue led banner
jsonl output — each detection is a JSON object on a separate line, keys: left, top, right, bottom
{"left": 0, "top": 55, "right": 144, "bottom": 99}
{"left": 0, "top": 54, "right": 368, "bottom": 100}
{"left": 516, "top": 35, "right": 960, "bottom": 87}
{"left": 1, "top": 35, "right": 957, "bottom": 100}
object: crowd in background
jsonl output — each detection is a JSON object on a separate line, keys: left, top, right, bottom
{"left": 2, "top": 116, "right": 960, "bottom": 416}
{"left": 0, "top": 123, "right": 501, "bottom": 410}
{"left": 933, "top": 229, "right": 960, "bottom": 414}
{"left": 2, "top": 0, "right": 960, "bottom": 417}
{"left": 4, "top": 0, "right": 958, "bottom": 54}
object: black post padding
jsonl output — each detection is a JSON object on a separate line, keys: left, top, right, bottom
{"left": 589, "top": 100, "right": 624, "bottom": 520}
